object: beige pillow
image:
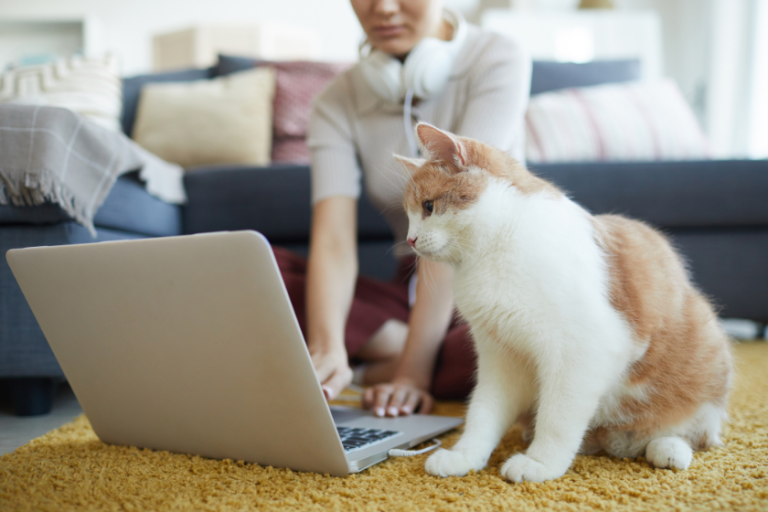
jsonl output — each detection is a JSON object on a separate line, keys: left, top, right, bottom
{"left": 133, "top": 67, "right": 276, "bottom": 168}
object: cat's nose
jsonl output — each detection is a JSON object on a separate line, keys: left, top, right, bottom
{"left": 407, "top": 237, "right": 418, "bottom": 247}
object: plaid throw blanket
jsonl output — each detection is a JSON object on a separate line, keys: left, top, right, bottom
{"left": 0, "top": 104, "right": 185, "bottom": 235}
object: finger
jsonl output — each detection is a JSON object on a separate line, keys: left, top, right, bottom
{"left": 387, "top": 388, "right": 409, "bottom": 417}
{"left": 323, "top": 368, "right": 352, "bottom": 401}
{"left": 312, "top": 357, "right": 334, "bottom": 384}
{"left": 373, "top": 387, "right": 393, "bottom": 417}
{"left": 418, "top": 393, "right": 434, "bottom": 414}
{"left": 363, "top": 387, "right": 375, "bottom": 409}
{"left": 401, "top": 391, "right": 421, "bottom": 415}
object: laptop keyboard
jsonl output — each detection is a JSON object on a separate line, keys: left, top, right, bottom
{"left": 336, "top": 426, "right": 402, "bottom": 453}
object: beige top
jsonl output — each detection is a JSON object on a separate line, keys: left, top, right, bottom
{"left": 307, "top": 25, "right": 531, "bottom": 257}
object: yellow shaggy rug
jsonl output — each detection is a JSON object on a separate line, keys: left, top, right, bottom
{"left": 2, "top": 342, "right": 767, "bottom": 512}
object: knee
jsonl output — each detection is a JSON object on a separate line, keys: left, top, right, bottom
{"left": 358, "top": 319, "right": 408, "bottom": 360}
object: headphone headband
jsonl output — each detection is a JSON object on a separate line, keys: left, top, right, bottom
{"left": 358, "top": 9, "right": 467, "bottom": 104}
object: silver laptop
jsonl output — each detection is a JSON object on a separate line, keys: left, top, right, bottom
{"left": 6, "top": 231, "right": 461, "bottom": 476}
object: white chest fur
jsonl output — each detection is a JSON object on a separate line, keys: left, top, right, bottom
{"left": 450, "top": 181, "right": 640, "bottom": 412}
{"left": 453, "top": 184, "right": 620, "bottom": 343}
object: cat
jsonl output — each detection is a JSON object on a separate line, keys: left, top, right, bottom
{"left": 396, "top": 123, "right": 733, "bottom": 483}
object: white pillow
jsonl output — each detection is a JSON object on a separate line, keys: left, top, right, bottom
{"left": 0, "top": 55, "right": 122, "bottom": 132}
{"left": 132, "top": 67, "right": 276, "bottom": 169}
{"left": 525, "top": 79, "right": 711, "bottom": 163}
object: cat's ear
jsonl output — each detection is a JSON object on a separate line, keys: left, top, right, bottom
{"left": 393, "top": 154, "right": 425, "bottom": 174}
{"left": 415, "top": 123, "right": 467, "bottom": 168}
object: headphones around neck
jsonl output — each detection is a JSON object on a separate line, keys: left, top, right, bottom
{"left": 358, "top": 8, "right": 467, "bottom": 104}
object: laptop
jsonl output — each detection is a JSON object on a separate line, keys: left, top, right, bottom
{"left": 6, "top": 231, "right": 462, "bottom": 476}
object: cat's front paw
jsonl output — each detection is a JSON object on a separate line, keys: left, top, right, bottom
{"left": 425, "top": 448, "right": 486, "bottom": 477}
{"left": 645, "top": 437, "right": 693, "bottom": 470}
{"left": 500, "top": 453, "right": 566, "bottom": 483}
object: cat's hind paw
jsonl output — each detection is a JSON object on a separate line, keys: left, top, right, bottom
{"left": 645, "top": 437, "right": 693, "bottom": 470}
{"left": 501, "top": 453, "right": 566, "bottom": 483}
{"left": 425, "top": 448, "right": 485, "bottom": 477}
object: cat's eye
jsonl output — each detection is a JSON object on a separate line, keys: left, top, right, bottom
{"left": 423, "top": 200, "right": 434, "bottom": 217}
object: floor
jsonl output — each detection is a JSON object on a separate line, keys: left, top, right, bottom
{"left": 0, "top": 382, "right": 82, "bottom": 456}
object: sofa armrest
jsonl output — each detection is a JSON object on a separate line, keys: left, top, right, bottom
{"left": 529, "top": 159, "right": 768, "bottom": 229}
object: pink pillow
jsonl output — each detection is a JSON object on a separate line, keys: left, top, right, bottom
{"left": 272, "top": 137, "right": 309, "bottom": 164}
{"left": 270, "top": 61, "right": 351, "bottom": 139}
{"left": 525, "top": 79, "right": 711, "bottom": 163}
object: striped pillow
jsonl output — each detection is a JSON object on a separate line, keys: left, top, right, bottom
{"left": 525, "top": 79, "right": 710, "bottom": 163}
{"left": 0, "top": 55, "right": 122, "bottom": 132}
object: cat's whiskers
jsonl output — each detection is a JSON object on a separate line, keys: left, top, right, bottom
{"left": 371, "top": 165, "right": 412, "bottom": 213}
{"left": 385, "top": 241, "right": 412, "bottom": 261}
{"left": 378, "top": 161, "right": 417, "bottom": 194}
{"left": 380, "top": 200, "right": 403, "bottom": 215}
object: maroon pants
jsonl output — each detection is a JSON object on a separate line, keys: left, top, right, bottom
{"left": 273, "top": 247, "right": 476, "bottom": 400}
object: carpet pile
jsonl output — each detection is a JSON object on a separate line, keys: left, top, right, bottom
{"left": 1, "top": 342, "right": 767, "bottom": 511}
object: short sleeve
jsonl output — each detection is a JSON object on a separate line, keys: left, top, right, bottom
{"left": 307, "top": 73, "right": 362, "bottom": 204}
{"left": 455, "top": 34, "right": 531, "bottom": 162}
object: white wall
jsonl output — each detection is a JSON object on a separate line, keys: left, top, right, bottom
{"left": 0, "top": 0, "right": 486, "bottom": 76}
{"left": 748, "top": 0, "right": 768, "bottom": 158}
{"left": 0, "top": 0, "right": 364, "bottom": 75}
{"left": 706, "top": 0, "right": 754, "bottom": 157}
{"left": 614, "top": 0, "right": 712, "bottom": 126}
{"left": 476, "top": 0, "right": 713, "bottom": 123}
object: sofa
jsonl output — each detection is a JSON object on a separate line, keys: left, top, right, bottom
{"left": 2, "top": 58, "right": 766, "bottom": 416}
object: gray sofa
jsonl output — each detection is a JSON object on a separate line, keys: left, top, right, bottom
{"left": 0, "top": 172, "right": 183, "bottom": 414}
{"left": 2, "top": 59, "right": 766, "bottom": 415}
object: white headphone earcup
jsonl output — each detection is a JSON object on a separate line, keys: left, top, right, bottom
{"left": 358, "top": 49, "right": 404, "bottom": 104}
{"left": 403, "top": 39, "right": 454, "bottom": 100}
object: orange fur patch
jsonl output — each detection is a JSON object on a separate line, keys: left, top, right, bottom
{"left": 594, "top": 215, "right": 733, "bottom": 443}
{"left": 403, "top": 135, "right": 560, "bottom": 216}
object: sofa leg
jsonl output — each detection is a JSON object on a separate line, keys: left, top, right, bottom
{"left": 4, "top": 378, "right": 59, "bottom": 416}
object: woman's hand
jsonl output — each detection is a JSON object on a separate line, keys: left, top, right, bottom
{"left": 360, "top": 259, "right": 453, "bottom": 417}
{"left": 310, "top": 346, "right": 353, "bottom": 401}
{"left": 363, "top": 377, "right": 434, "bottom": 417}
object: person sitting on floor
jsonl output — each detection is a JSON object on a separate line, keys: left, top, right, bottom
{"left": 275, "top": 0, "right": 531, "bottom": 416}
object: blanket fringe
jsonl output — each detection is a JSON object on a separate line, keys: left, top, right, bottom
{"left": 0, "top": 167, "right": 97, "bottom": 236}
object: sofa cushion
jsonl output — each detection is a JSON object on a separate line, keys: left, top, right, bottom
{"left": 0, "top": 172, "right": 182, "bottom": 237}
{"left": 531, "top": 159, "right": 768, "bottom": 229}
{"left": 132, "top": 67, "right": 276, "bottom": 168}
{"left": 270, "top": 62, "right": 351, "bottom": 139}
{"left": 121, "top": 67, "right": 214, "bottom": 137}
{"left": 1, "top": 55, "right": 123, "bottom": 133}
{"left": 670, "top": 228, "right": 768, "bottom": 322}
{"left": 215, "top": 54, "right": 262, "bottom": 76}
{"left": 216, "top": 55, "right": 349, "bottom": 164}
{"left": 530, "top": 59, "right": 641, "bottom": 95}
{"left": 525, "top": 79, "right": 710, "bottom": 163}
{"left": 183, "top": 165, "right": 392, "bottom": 242}
{"left": 271, "top": 137, "right": 309, "bottom": 164}
{"left": 183, "top": 164, "right": 397, "bottom": 281}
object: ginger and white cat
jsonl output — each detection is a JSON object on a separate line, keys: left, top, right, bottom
{"left": 398, "top": 123, "right": 733, "bottom": 483}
